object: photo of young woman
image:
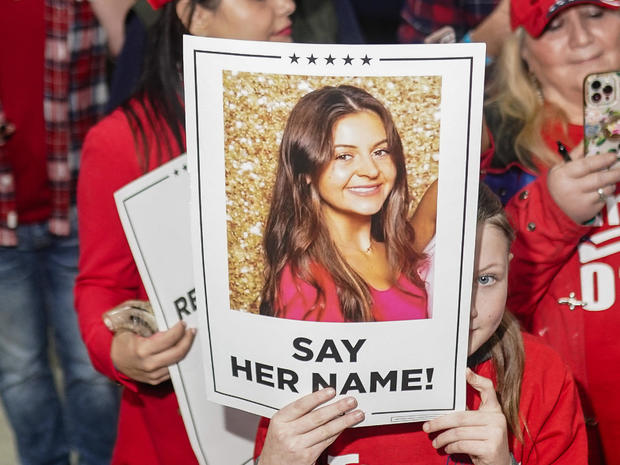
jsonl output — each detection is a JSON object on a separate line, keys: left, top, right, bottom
{"left": 259, "top": 84, "right": 428, "bottom": 322}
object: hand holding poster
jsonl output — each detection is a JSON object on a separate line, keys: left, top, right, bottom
{"left": 114, "top": 157, "right": 259, "bottom": 465}
{"left": 183, "top": 37, "right": 485, "bottom": 426}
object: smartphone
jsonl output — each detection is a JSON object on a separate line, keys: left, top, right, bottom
{"left": 584, "top": 70, "right": 620, "bottom": 157}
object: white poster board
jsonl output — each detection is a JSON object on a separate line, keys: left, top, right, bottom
{"left": 184, "top": 37, "right": 485, "bottom": 426}
{"left": 114, "top": 156, "right": 259, "bottom": 465}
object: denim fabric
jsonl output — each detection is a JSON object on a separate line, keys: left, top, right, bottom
{"left": 0, "top": 208, "right": 119, "bottom": 465}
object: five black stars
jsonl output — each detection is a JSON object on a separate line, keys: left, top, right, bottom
{"left": 287, "top": 53, "right": 373, "bottom": 66}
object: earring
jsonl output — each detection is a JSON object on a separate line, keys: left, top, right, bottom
{"left": 528, "top": 71, "right": 544, "bottom": 103}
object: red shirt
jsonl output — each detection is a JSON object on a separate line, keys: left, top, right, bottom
{"left": 254, "top": 333, "right": 587, "bottom": 464}
{"left": 505, "top": 126, "right": 620, "bottom": 464}
{"left": 0, "top": 0, "right": 51, "bottom": 223}
{"left": 75, "top": 103, "right": 197, "bottom": 465}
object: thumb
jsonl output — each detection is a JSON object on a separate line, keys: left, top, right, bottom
{"left": 466, "top": 368, "right": 501, "bottom": 411}
{"left": 146, "top": 320, "right": 187, "bottom": 353}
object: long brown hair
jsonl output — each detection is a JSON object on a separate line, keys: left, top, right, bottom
{"left": 122, "top": 0, "right": 221, "bottom": 172}
{"left": 260, "top": 85, "right": 425, "bottom": 321}
{"left": 476, "top": 183, "right": 525, "bottom": 441}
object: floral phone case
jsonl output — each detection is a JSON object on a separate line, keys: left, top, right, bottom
{"left": 584, "top": 70, "right": 620, "bottom": 157}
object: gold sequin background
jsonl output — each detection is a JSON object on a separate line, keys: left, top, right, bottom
{"left": 223, "top": 72, "right": 441, "bottom": 313}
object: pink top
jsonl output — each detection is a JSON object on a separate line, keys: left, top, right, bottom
{"left": 278, "top": 264, "right": 427, "bottom": 322}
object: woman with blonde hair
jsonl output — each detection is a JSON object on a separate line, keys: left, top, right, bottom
{"left": 483, "top": 0, "right": 620, "bottom": 462}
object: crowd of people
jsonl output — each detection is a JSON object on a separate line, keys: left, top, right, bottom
{"left": 0, "top": 0, "right": 619, "bottom": 464}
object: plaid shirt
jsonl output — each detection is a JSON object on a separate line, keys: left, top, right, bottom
{"left": 0, "top": 101, "right": 16, "bottom": 245}
{"left": 398, "top": 0, "right": 499, "bottom": 43}
{"left": 0, "top": 0, "right": 107, "bottom": 246}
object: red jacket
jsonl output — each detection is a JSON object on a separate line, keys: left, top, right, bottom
{"left": 0, "top": 0, "right": 50, "bottom": 223}
{"left": 75, "top": 104, "right": 198, "bottom": 465}
{"left": 489, "top": 124, "right": 620, "bottom": 463}
{"left": 254, "top": 332, "right": 586, "bottom": 464}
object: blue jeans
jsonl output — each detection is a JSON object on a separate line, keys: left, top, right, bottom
{"left": 0, "top": 209, "right": 120, "bottom": 465}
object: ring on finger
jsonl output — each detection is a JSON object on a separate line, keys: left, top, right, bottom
{"left": 597, "top": 187, "right": 607, "bottom": 203}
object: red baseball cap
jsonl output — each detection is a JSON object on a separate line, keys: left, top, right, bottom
{"left": 511, "top": 0, "right": 620, "bottom": 37}
{"left": 147, "top": 0, "right": 173, "bottom": 9}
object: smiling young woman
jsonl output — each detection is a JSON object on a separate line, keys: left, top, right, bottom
{"left": 317, "top": 110, "right": 397, "bottom": 230}
{"left": 259, "top": 85, "right": 428, "bottom": 323}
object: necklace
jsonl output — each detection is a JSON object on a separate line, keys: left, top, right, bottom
{"left": 336, "top": 239, "right": 374, "bottom": 256}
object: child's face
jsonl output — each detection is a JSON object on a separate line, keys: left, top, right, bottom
{"left": 468, "top": 223, "right": 510, "bottom": 355}
{"left": 316, "top": 110, "right": 396, "bottom": 224}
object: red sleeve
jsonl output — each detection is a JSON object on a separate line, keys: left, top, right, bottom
{"left": 505, "top": 171, "right": 591, "bottom": 326}
{"left": 74, "top": 110, "right": 144, "bottom": 389}
{"left": 253, "top": 417, "right": 270, "bottom": 461}
{"left": 518, "top": 334, "right": 587, "bottom": 464}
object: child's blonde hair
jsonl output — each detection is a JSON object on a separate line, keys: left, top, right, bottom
{"left": 477, "top": 183, "right": 525, "bottom": 442}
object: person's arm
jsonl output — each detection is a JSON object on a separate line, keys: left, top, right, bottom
{"left": 75, "top": 111, "right": 194, "bottom": 387}
{"left": 410, "top": 179, "right": 437, "bottom": 253}
{"left": 522, "top": 369, "right": 587, "bottom": 463}
{"left": 506, "top": 173, "right": 589, "bottom": 323}
{"left": 507, "top": 149, "right": 620, "bottom": 322}
{"left": 89, "top": 0, "right": 136, "bottom": 57}
{"left": 467, "top": 0, "right": 510, "bottom": 59}
{"left": 515, "top": 336, "right": 587, "bottom": 464}
{"left": 75, "top": 112, "right": 145, "bottom": 386}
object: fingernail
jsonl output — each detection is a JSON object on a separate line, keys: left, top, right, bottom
{"left": 353, "top": 410, "right": 365, "bottom": 420}
{"left": 189, "top": 328, "right": 197, "bottom": 335}
{"left": 432, "top": 438, "right": 438, "bottom": 448}
{"left": 422, "top": 422, "right": 429, "bottom": 432}
{"left": 180, "top": 321, "right": 187, "bottom": 328}
{"left": 346, "top": 397, "right": 356, "bottom": 407}
{"left": 324, "top": 387, "right": 336, "bottom": 397}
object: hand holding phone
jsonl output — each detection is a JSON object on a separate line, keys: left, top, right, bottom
{"left": 584, "top": 71, "right": 620, "bottom": 157}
